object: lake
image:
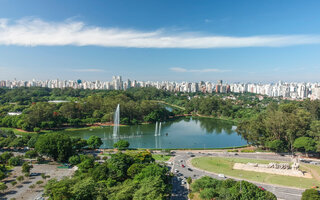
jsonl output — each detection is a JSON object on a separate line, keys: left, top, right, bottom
{"left": 63, "top": 117, "right": 247, "bottom": 149}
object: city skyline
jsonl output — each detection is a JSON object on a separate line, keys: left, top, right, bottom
{"left": 2, "top": 75, "right": 320, "bottom": 100}
{"left": 1, "top": 1, "right": 320, "bottom": 81}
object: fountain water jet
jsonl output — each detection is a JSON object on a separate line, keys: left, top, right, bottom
{"left": 113, "top": 104, "right": 120, "bottom": 138}
{"left": 158, "top": 122, "right": 162, "bottom": 136}
{"left": 154, "top": 122, "right": 158, "bottom": 136}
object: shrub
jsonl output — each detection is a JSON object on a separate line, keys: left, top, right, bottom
{"left": 41, "top": 173, "right": 46, "bottom": 179}
{"left": 68, "top": 155, "right": 81, "bottom": 165}
{"left": 17, "top": 176, "right": 24, "bottom": 182}
{"left": 29, "top": 184, "right": 35, "bottom": 189}
{"left": 266, "top": 139, "right": 285, "bottom": 152}
{"left": 1, "top": 152, "right": 14, "bottom": 163}
{"left": 22, "top": 162, "right": 33, "bottom": 173}
{"left": 187, "top": 177, "right": 192, "bottom": 184}
{"left": 25, "top": 150, "right": 38, "bottom": 159}
{"left": 8, "top": 156, "right": 23, "bottom": 166}
{"left": 37, "top": 156, "right": 45, "bottom": 163}
{"left": 240, "top": 149, "right": 255, "bottom": 153}
{"left": 10, "top": 181, "right": 17, "bottom": 186}
{"left": 36, "top": 180, "right": 43, "bottom": 185}
{"left": 33, "top": 127, "right": 41, "bottom": 133}
{"left": 102, "top": 156, "right": 108, "bottom": 160}
{"left": 113, "top": 140, "right": 130, "bottom": 150}
{"left": 0, "top": 182, "right": 7, "bottom": 193}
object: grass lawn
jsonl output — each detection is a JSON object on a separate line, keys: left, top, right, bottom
{"left": 191, "top": 157, "right": 320, "bottom": 189}
{"left": 152, "top": 154, "right": 172, "bottom": 162}
{"left": 0, "top": 127, "right": 38, "bottom": 135}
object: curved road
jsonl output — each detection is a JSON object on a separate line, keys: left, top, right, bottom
{"left": 170, "top": 151, "right": 304, "bottom": 200}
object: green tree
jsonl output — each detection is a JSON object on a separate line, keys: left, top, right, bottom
{"left": 45, "top": 178, "right": 75, "bottom": 200}
{"left": 200, "top": 188, "right": 219, "bottom": 200}
{"left": 25, "top": 150, "right": 38, "bottom": 158}
{"left": 90, "top": 162, "right": 109, "bottom": 181}
{"left": 87, "top": 136, "right": 102, "bottom": 149}
{"left": 293, "top": 137, "right": 317, "bottom": 154}
{"left": 68, "top": 155, "right": 81, "bottom": 166}
{"left": 133, "top": 176, "right": 167, "bottom": 200}
{"left": 113, "top": 140, "right": 130, "bottom": 150}
{"left": 33, "top": 127, "right": 41, "bottom": 132}
{"left": 8, "top": 156, "right": 23, "bottom": 166}
{"left": 127, "top": 163, "right": 145, "bottom": 178}
{"left": 35, "top": 133, "right": 74, "bottom": 162}
{"left": 0, "top": 182, "right": 7, "bottom": 193}
{"left": 302, "top": 189, "right": 320, "bottom": 200}
{"left": 78, "top": 158, "right": 95, "bottom": 173}
{"left": 266, "top": 139, "right": 285, "bottom": 153}
{"left": 72, "top": 178, "right": 96, "bottom": 200}
{"left": 107, "top": 153, "right": 133, "bottom": 181}
{"left": 22, "top": 162, "right": 33, "bottom": 173}
{"left": 0, "top": 152, "right": 13, "bottom": 164}
{"left": 27, "top": 135, "right": 39, "bottom": 148}
{"left": 17, "top": 175, "right": 24, "bottom": 182}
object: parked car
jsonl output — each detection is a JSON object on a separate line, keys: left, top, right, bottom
{"left": 181, "top": 164, "right": 185, "bottom": 168}
{"left": 218, "top": 174, "right": 226, "bottom": 178}
{"left": 187, "top": 168, "right": 193, "bottom": 171}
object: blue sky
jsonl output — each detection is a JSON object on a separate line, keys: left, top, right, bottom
{"left": 1, "top": 0, "right": 320, "bottom": 82}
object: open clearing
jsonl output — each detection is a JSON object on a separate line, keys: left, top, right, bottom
{"left": 191, "top": 156, "right": 320, "bottom": 189}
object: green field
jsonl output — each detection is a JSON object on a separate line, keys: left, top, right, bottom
{"left": 152, "top": 154, "right": 172, "bottom": 162}
{"left": 191, "top": 157, "right": 320, "bottom": 189}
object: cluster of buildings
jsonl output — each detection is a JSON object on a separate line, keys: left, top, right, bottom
{"left": 1, "top": 76, "right": 320, "bottom": 100}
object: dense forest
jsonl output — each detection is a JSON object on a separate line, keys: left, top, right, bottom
{"left": 0, "top": 87, "right": 174, "bottom": 131}
{"left": 237, "top": 100, "right": 320, "bottom": 154}
{"left": 45, "top": 151, "right": 171, "bottom": 200}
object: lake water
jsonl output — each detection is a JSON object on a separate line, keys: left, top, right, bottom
{"left": 63, "top": 117, "right": 247, "bottom": 149}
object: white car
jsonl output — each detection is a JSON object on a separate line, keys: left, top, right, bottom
{"left": 218, "top": 174, "right": 226, "bottom": 178}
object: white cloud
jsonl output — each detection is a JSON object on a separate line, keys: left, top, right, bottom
{"left": 0, "top": 18, "right": 320, "bottom": 48}
{"left": 71, "top": 68, "right": 106, "bottom": 72}
{"left": 170, "top": 67, "right": 230, "bottom": 73}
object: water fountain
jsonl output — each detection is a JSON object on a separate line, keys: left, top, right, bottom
{"left": 154, "top": 121, "right": 158, "bottom": 136}
{"left": 158, "top": 122, "right": 162, "bottom": 136}
{"left": 113, "top": 104, "right": 120, "bottom": 138}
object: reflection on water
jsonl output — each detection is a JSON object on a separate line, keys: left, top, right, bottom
{"left": 62, "top": 117, "right": 246, "bottom": 149}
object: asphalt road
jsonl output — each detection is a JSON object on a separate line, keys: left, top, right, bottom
{"left": 170, "top": 151, "right": 304, "bottom": 200}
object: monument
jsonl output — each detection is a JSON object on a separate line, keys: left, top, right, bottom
{"left": 233, "top": 157, "right": 311, "bottom": 178}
